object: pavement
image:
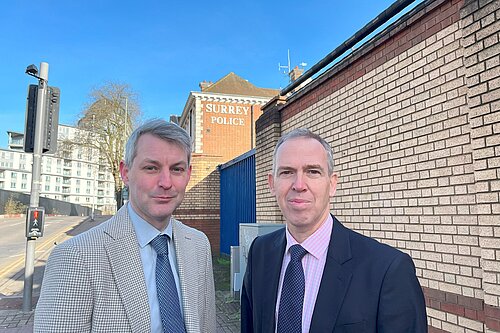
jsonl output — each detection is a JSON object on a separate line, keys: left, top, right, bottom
{"left": 0, "top": 215, "right": 240, "bottom": 333}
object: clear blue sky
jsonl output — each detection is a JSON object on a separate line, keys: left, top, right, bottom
{"left": 0, "top": 0, "right": 422, "bottom": 148}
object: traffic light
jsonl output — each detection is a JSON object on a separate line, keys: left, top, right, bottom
{"left": 26, "top": 207, "right": 45, "bottom": 238}
{"left": 45, "top": 86, "right": 60, "bottom": 154}
{"left": 24, "top": 85, "right": 38, "bottom": 153}
{"left": 23, "top": 85, "right": 60, "bottom": 154}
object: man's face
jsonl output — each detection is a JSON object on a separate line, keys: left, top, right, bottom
{"left": 268, "top": 137, "right": 338, "bottom": 241}
{"left": 120, "top": 133, "right": 191, "bottom": 230}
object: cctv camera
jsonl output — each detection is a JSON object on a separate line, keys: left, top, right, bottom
{"left": 25, "top": 64, "right": 39, "bottom": 76}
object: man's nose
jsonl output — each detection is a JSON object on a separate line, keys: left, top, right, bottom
{"left": 292, "top": 173, "right": 306, "bottom": 192}
{"left": 158, "top": 170, "right": 173, "bottom": 189}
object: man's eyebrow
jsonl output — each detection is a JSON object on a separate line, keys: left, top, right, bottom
{"left": 142, "top": 158, "right": 160, "bottom": 165}
{"left": 304, "top": 164, "right": 324, "bottom": 170}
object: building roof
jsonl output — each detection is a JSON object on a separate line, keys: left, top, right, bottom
{"left": 200, "top": 72, "right": 279, "bottom": 98}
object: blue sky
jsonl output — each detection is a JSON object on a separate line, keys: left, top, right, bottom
{"left": 0, "top": 0, "right": 422, "bottom": 148}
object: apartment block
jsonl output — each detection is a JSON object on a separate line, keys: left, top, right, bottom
{"left": 1, "top": 124, "right": 116, "bottom": 214}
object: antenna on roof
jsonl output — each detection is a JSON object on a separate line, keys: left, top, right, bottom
{"left": 278, "top": 50, "right": 308, "bottom": 83}
{"left": 278, "top": 49, "right": 291, "bottom": 75}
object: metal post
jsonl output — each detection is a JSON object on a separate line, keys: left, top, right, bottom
{"left": 124, "top": 97, "right": 128, "bottom": 136}
{"left": 91, "top": 115, "right": 95, "bottom": 221}
{"left": 23, "top": 62, "right": 48, "bottom": 312}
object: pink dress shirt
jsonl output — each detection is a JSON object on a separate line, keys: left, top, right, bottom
{"left": 275, "top": 215, "right": 333, "bottom": 333}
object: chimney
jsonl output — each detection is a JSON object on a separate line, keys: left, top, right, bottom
{"left": 289, "top": 66, "right": 304, "bottom": 82}
{"left": 199, "top": 80, "right": 213, "bottom": 91}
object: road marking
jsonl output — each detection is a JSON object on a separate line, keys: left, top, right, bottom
{"left": 0, "top": 225, "right": 75, "bottom": 279}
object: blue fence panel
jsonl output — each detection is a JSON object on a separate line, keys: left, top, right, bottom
{"left": 219, "top": 149, "right": 256, "bottom": 255}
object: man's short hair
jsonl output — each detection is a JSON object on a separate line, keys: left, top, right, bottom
{"left": 272, "top": 128, "right": 334, "bottom": 176}
{"left": 124, "top": 119, "right": 192, "bottom": 167}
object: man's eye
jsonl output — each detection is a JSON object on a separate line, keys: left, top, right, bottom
{"left": 279, "top": 170, "right": 292, "bottom": 176}
{"left": 172, "top": 167, "right": 185, "bottom": 174}
{"left": 307, "top": 169, "right": 321, "bottom": 176}
{"left": 144, "top": 166, "right": 157, "bottom": 171}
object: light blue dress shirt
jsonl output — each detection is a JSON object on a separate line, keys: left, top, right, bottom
{"left": 128, "top": 204, "right": 184, "bottom": 333}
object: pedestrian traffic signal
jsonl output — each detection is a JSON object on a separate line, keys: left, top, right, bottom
{"left": 23, "top": 85, "right": 60, "bottom": 154}
{"left": 26, "top": 207, "right": 45, "bottom": 238}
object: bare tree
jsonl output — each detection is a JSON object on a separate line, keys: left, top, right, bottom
{"left": 75, "top": 82, "right": 141, "bottom": 210}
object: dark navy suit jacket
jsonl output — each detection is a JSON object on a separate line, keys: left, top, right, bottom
{"left": 241, "top": 216, "right": 428, "bottom": 333}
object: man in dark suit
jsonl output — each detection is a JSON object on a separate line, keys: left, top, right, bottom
{"left": 241, "top": 128, "right": 427, "bottom": 333}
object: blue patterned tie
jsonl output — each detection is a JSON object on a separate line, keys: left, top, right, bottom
{"left": 277, "top": 244, "right": 308, "bottom": 333}
{"left": 150, "top": 235, "right": 186, "bottom": 333}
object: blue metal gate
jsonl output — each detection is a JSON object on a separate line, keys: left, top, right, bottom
{"left": 219, "top": 149, "right": 256, "bottom": 255}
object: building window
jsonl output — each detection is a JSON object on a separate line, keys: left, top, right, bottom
{"left": 76, "top": 188, "right": 80, "bottom": 193}
{"left": 21, "top": 183, "right": 27, "bottom": 189}
{"left": 46, "top": 176, "right": 50, "bottom": 182}
{"left": 86, "top": 197, "right": 90, "bottom": 202}
{"left": 22, "top": 173, "right": 28, "bottom": 180}
{"left": 11, "top": 172, "right": 17, "bottom": 179}
{"left": 11, "top": 182, "right": 16, "bottom": 188}
{"left": 55, "top": 186, "right": 60, "bottom": 192}
{"left": 45, "top": 185, "right": 50, "bottom": 191}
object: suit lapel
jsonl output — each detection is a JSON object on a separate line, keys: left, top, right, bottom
{"left": 104, "top": 206, "right": 151, "bottom": 333}
{"left": 261, "top": 231, "right": 286, "bottom": 333}
{"left": 309, "top": 216, "right": 353, "bottom": 332}
{"left": 171, "top": 220, "right": 199, "bottom": 332}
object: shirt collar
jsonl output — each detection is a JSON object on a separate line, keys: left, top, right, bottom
{"left": 285, "top": 214, "right": 333, "bottom": 259}
{"left": 128, "top": 203, "right": 173, "bottom": 249}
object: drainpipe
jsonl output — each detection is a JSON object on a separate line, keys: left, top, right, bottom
{"left": 280, "top": 0, "right": 417, "bottom": 96}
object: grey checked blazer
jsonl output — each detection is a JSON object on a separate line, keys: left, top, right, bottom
{"left": 34, "top": 205, "right": 216, "bottom": 333}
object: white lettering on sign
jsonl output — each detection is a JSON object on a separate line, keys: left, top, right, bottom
{"left": 210, "top": 116, "right": 244, "bottom": 126}
{"left": 205, "top": 103, "right": 249, "bottom": 115}
{"left": 205, "top": 103, "right": 248, "bottom": 126}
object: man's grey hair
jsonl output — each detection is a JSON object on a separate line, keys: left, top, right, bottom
{"left": 272, "top": 128, "right": 334, "bottom": 176}
{"left": 124, "top": 119, "right": 192, "bottom": 167}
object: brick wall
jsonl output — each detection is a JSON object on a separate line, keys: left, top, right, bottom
{"left": 201, "top": 100, "right": 263, "bottom": 163}
{"left": 175, "top": 153, "right": 223, "bottom": 254}
{"left": 461, "top": 0, "right": 500, "bottom": 332}
{"left": 255, "top": 96, "right": 286, "bottom": 223}
{"left": 255, "top": 0, "right": 500, "bottom": 331}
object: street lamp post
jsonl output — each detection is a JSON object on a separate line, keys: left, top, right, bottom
{"left": 90, "top": 114, "right": 97, "bottom": 221}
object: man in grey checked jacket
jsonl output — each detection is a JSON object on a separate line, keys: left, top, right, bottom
{"left": 34, "top": 119, "right": 216, "bottom": 333}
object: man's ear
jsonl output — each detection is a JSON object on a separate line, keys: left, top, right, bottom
{"left": 329, "top": 172, "right": 338, "bottom": 197}
{"left": 119, "top": 160, "right": 129, "bottom": 186}
{"left": 268, "top": 173, "right": 275, "bottom": 195}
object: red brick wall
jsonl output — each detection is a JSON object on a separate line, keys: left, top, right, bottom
{"left": 201, "top": 100, "right": 263, "bottom": 163}
{"left": 175, "top": 154, "right": 223, "bottom": 254}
